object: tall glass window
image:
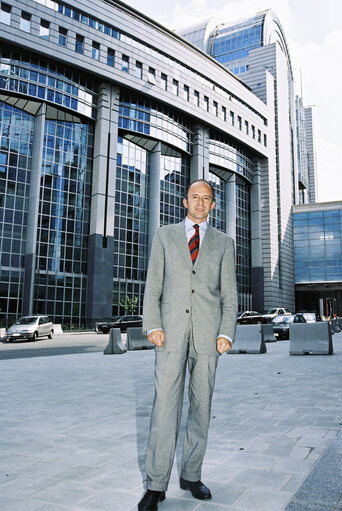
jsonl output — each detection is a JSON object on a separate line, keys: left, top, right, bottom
{"left": 135, "top": 61, "right": 143, "bottom": 79}
{"left": 148, "top": 67, "right": 156, "bottom": 84}
{"left": 107, "top": 48, "right": 115, "bottom": 67}
{"left": 34, "top": 120, "right": 94, "bottom": 328}
{"left": 0, "top": 102, "right": 35, "bottom": 326}
{"left": 161, "top": 73, "right": 167, "bottom": 91}
{"left": 113, "top": 137, "right": 149, "bottom": 315}
{"left": 75, "top": 34, "right": 84, "bottom": 54}
{"left": 121, "top": 55, "right": 129, "bottom": 73}
{"left": 160, "top": 154, "right": 190, "bottom": 226}
{"left": 58, "top": 27, "right": 67, "bottom": 46}
{"left": 20, "top": 11, "right": 31, "bottom": 32}
{"left": 208, "top": 172, "right": 226, "bottom": 232}
{"left": 39, "top": 19, "right": 50, "bottom": 40}
{"left": 0, "top": 2, "right": 11, "bottom": 25}
{"left": 236, "top": 177, "right": 251, "bottom": 310}
{"left": 92, "top": 41, "right": 100, "bottom": 60}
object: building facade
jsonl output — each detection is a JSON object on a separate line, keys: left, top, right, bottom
{"left": 293, "top": 202, "right": 342, "bottom": 317}
{"left": 0, "top": 0, "right": 296, "bottom": 328}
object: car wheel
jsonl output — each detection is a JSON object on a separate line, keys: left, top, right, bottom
{"left": 103, "top": 328, "right": 109, "bottom": 334}
{"left": 48, "top": 330, "right": 53, "bottom": 339}
{"left": 32, "top": 331, "right": 38, "bottom": 342}
{"left": 7, "top": 338, "right": 12, "bottom": 343}
{"left": 257, "top": 320, "right": 261, "bottom": 324}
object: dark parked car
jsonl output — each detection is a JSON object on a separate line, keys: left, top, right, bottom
{"left": 237, "top": 311, "right": 262, "bottom": 324}
{"left": 101, "top": 315, "right": 143, "bottom": 334}
{"left": 272, "top": 313, "right": 307, "bottom": 340}
{"left": 97, "top": 316, "right": 121, "bottom": 333}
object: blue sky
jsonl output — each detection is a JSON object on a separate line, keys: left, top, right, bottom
{"left": 124, "top": 0, "right": 342, "bottom": 202}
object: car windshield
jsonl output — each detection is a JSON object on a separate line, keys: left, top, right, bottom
{"left": 266, "top": 308, "right": 278, "bottom": 314}
{"left": 15, "top": 316, "right": 37, "bottom": 325}
{"left": 272, "top": 315, "right": 294, "bottom": 324}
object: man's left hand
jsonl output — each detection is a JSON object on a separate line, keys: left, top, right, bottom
{"left": 216, "top": 337, "right": 232, "bottom": 354}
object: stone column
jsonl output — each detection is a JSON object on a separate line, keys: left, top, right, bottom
{"left": 148, "top": 142, "right": 161, "bottom": 253}
{"left": 190, "top": 124, "right": 210, "bottom": 182}
{"left": 85, "top": 83, "right": 119, "bottom": 326}
{"left": 22, "top": 103, "right": 46, "bottom": 316}
{"left": 250, "top": 161, "right": 264, "bottom": 312}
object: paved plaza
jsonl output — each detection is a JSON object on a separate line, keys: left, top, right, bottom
{"left": 0, "top": 332, "right": 341, "bottom": 511}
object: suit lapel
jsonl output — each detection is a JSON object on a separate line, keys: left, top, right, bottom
{"left": 170, "top": 221, "right": 192, "bottom": 268}
{"left": 194, "top": 225, "right": 217, "bottom": 267}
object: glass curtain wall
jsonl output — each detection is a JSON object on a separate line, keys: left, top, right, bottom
{"left": 160, "top": 153, "right": 189, "bottom": 226}
{"left": 0, "top": 102, "right": 34, "bottom": 327}
{"left": 236, "top": 176, "right": 251, "bottom": 310}
{"left": 208, "top": 171, "right": 226, "bottom": 232}
{"left": 294, "top": 210, "right": 342, "bottom": 282}
{"left": 34, "top": 119, "right": 93, "bottom": 328}
{"left": 113, "top": 137, "right": 149, "bottom": 316}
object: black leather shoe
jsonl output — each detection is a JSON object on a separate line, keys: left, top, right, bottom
{"left": 138, "top": 489, "right": 166, "bottom": 511}
{"left": 180, "top": 477, "right": 212, "bottom": 500}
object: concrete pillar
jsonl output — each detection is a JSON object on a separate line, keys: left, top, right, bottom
{"left": 190, "top": 124, "right": 210, "bottom": 182}
{"left": 86, "top": 83, "right": 119, "bottom": 326}
{"left": 148, "top": 142, "right": 161, "bottom": 253}
{"left": 250, "top": 161, "right": 264, "bottom": 312}
{"left": 225, "top": 173, "right": 236, "bottom": 245}
{"left": 22, "top": 103, "right": 46, "bottom": 316}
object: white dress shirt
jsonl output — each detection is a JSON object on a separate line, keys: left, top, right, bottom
{"left": 147, "top": 217, "right": 232, "bottom": 347}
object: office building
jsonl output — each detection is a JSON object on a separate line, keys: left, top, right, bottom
{"left": 293, "top": 202, "right": 342, "bottom": 317}
{"left": 0, "top": 1, "right": 302, "bottom": 327}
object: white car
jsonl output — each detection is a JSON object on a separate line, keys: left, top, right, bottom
{"left": 262, "top": 308, "right": 292, "bottom": 323}
{"left": 6, "top": 316, "right": 54, "bottom": 342}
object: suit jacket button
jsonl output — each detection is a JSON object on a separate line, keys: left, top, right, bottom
{"left": 186, "top": 309, "right": 189, "bottom": 313}
{"left": 192, "top": 270, "right": 196, "bottom": 274}
{"left": 192, "top": 290, "right": 195, "bottom": 293}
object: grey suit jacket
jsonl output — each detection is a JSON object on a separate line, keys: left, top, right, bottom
{"left": 143, "top": 220, "right": 238, "bottom": 356}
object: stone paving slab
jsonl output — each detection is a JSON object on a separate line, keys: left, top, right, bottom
{"left": 0, "top": 334, "right": 341, "bottom": 510}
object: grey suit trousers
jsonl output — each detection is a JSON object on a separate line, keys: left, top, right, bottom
{"left": 145, "top": 321, "right": 219, "bottom": 491}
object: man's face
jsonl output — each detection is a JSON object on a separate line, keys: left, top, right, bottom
{"left": 183, "top": 181, "right": 215, "bottom": 223}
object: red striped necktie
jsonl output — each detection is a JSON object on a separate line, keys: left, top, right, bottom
{"left": 188, "top": 224, "right": 200, "bottom": 264}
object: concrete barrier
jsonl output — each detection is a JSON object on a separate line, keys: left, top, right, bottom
{"left": 262, "top": 323, "right": 276, "bottom": 343}
{"left": 53, "top": 324, "right": 63, "bottom": 334}
{"left": 104, "top": 328, "right": 127, "bottom": 355}
{"left": 338, "top": 317, "right": 342, "bottom": 329}
{"left": 0, "top": 328, "right": 6, "bottom": 339}
{"left": 331, "top": 319, "right": 341, "bottom": 333}
{"left": 126, "top": 328, "right": 154, "bottom": 350}
{"left": 228, "top": 324, "right": 266, "bottom": 354}
{"left": 289, "top": 322, "right": 333, "bottom": 355}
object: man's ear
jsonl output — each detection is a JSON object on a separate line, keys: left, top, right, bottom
{"left": 210, "top": 201, "right": 216, "bottom": 211}
{"left": 183, "top": 197, "right": 188, "bottom": 209}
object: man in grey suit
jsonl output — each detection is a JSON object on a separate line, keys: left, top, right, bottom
{"left": 138, "top": 179, "right": 238, "bottom": 511}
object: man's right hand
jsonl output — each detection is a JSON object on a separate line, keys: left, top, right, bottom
{"left": 147, "top": 329, "right": 165, "bottom": 347}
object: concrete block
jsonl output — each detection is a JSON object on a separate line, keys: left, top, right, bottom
{"left": 331, "top": 319, "right": 341, "bottom": 333}
{"left": 289, "top": 323, "right": 333, "bottom": 355}
{"left": 53, "top": 324, "right": 63, "bottom": 334}
{"left": 228, "top": 324, "right": 266, "bottom": 354}
{"left": 0, "top": 327, "right": 6, "bottom": 339}
{"left": 262, "top": 323, "right": 276, "bottom": 343}
{"left": 104, "top": 328, "right": 127, "bottom": 355}
{"left": 126, "top": 328, "right": 154, "bottom": 350}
